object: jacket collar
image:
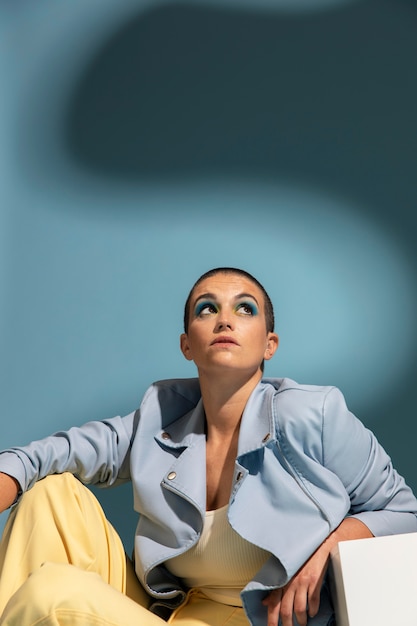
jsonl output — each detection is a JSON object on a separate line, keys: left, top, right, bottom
{"left": 155, "top": 398, "right": 206, "bottom": 448}
{"left": 237, "top": 380, "right": 277, "bottom": 457}
{"left": 155, "top": 379, "right": 280, "bottom": 456}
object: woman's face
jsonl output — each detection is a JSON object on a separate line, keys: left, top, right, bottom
{"left": 180, "top": 273, "right": 278, "bottom": 377}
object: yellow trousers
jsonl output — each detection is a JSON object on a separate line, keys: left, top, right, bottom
{"left": 0, "top": 474, "right": 248, "bottom": 626}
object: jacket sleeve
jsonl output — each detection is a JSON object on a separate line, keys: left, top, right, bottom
{"left": 322, "top": 387, "right": 417, "bottom": 536}
{"left": 0, "top": 411, "right": 138, "bottom": 496}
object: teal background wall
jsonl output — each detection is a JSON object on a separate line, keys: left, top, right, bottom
{"left": 1, "top": 0, "right": 417, "bottom": 550}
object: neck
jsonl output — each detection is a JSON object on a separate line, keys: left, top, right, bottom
{"left": 198, "top": 369, "right": 262, "bottom": 437}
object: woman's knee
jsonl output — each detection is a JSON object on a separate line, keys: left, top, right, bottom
{"left": 22, "top": 473, "right": 86, "bottom": 501}
{"left": 16, "top": 473, "right": 107, "bottom": 529}
{"left": 13, "top": 474, "right": 87, "bottom": 520}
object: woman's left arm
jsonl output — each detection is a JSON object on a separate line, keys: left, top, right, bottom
{"left": 263, "top": 385, "right": 417, "bottom": 626}
{"left": 321, "top": 387, "right": 417, "bottom": 536}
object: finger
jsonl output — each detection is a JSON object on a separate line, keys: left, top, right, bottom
{"left": 307, "top": 581, "right": 321, "bottom": 618}
{"left": 262, "top": 590, "right": 282, "bottom": 626}
{"left": 279, "top": 587, "right": 298, "bottom": 626}
{"left": 293, "top": 594, "right": 308, "bottom": 626}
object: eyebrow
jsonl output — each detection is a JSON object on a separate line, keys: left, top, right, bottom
{"left": 193, "top": 292, "right": 260, "bottom": 306}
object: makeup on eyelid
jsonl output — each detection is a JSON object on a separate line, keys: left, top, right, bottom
{"left": 194, "top": 301, "right": 219, "bottom": 317}
{"left": 239, "top": 301, "right": 258, "bottom": 316}
{"left": 194, "top": 300, "right": 258, "bottom": 318}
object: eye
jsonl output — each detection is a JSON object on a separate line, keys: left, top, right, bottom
{"left": 195, "top": 301, "right": 218, "bottom": 317}
{"left": 235, "top": 302, "right": 258, "bottom": 316}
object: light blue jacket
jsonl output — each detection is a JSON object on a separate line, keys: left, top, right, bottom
{"left": 1, "top": 378, "right": 417, "bottom": 625}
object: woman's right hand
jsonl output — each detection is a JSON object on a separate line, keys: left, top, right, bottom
{"left": 0, "top": 472, "right": 20, "bottom": 513}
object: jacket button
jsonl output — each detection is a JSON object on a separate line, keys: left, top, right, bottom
{"left": 236, "top": 471, "right": 243, "bottom": 481}
{"left": 161, "top": 432, "right": 171, "bottom": 440}
{"left": 262, "top": 433, "right": 271, "bottom": 443}
{"left": 167, "top": 471, "right": 177, "bottom": 480}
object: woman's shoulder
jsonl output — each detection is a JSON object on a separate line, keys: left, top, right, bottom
{"left": 263, "top": 376, "right": 341, "bottom": 403}
{"left": 262, "top": 377, "right": 351, "bottom": 439}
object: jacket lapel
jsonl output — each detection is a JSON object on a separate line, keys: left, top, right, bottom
{"left": 155, "top": 399, "right": 207, "bottom": 515}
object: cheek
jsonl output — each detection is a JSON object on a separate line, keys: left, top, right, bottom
{"left": 187, "top": 327, "right": 206, "bottom": 348}
{"left": 248, "top": 328, "right": 269, "bottom": 350}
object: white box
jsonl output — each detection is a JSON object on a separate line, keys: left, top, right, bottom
{"left": 330, "top": 532, "right": 417, "bottom": 625}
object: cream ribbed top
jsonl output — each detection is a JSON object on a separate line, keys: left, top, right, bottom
{"left": 165, "top": 505, "right": 271, "bottom": 606}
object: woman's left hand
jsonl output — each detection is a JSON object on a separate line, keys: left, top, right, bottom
{"left": 262, "top": 541, "right": 328, "bottom": 626}
{"left": 262, "top": 518, "right": 373, "bottom": 626}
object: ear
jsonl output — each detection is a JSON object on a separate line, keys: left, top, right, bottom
{"left": 180, "top": 333, "right": 194, "bottom": 361}
{"left": 264, "top": 333, "right": 279, "bottom": 361}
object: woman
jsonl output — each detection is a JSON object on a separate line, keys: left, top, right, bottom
{"left": 0, "top": 267, "right": 416, "bottom": 626}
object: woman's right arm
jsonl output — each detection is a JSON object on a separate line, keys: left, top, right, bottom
{"left": 0, "top": 472, "right": 20, "bottom": 513}
{"left": 0, "top": 412, "right": 138, "bottom": 505}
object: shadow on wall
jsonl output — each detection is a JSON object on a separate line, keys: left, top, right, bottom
{"left": 63, "top": 0, "right": 417, "bottom": 252}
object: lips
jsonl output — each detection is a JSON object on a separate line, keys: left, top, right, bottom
{"left": 210, "top": 336, "right": 239, "bottom": 346}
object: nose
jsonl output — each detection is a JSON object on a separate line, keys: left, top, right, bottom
{"left": 215, "top": 313, "right": 234, "bottom": 332}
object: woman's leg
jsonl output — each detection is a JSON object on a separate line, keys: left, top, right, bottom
{"left": 0, "top": 562, "right": 167, "bottom": 626}
{"left": 0, "top": 473, "right": 161, "bottom": 625}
